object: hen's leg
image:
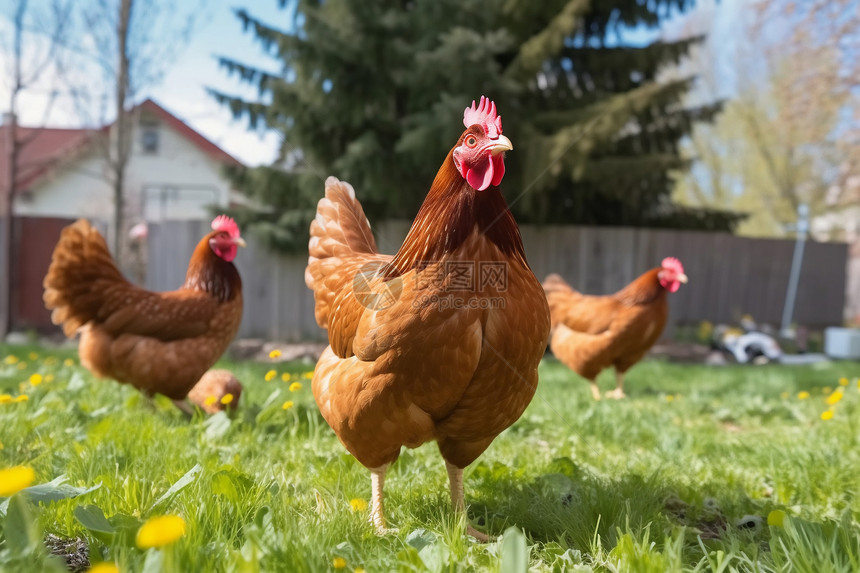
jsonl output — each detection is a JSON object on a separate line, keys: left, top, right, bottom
{"left": 445, "top": 461, "right": 490, "bottom": 542}
{"left": 589, "top": 380, "right": 602, "bottom": 401}
{"left": 605, "top": 371, "right": 626, "bottom": 399}
{"left": 369, "top": 464, "right": 396, "bottom": 535}
{"left": 172, "top": 399, "right": 195, "bottom": 417}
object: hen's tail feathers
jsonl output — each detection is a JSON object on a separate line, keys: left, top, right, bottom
{"left": 305, "top": 177, "right": 378, "bottom": 288}
{"left": 43, "top": 219, "right": 128, "bottom": 337}
{"left": 542, "top": 273, "right": 577, "bottom": 295}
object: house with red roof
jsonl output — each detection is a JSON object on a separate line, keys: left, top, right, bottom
{"left": 4, "top": 98, "right": 243, "bottom": 223}
{"left": 1, "top": 98, "right": 245, "bottom": 332}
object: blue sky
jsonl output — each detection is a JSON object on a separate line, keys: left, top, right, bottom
{"left": 1, "top": 0, "right": 737, "bottom": 166}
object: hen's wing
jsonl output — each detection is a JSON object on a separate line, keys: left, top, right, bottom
{"left": 44, "top": 219, "right": 213, "bottom": 341}
{"left": 543, "top": 274, "right": 620, "bottom": 334}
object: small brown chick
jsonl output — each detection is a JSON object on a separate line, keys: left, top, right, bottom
{"left": 187, "top": 369, "right": 243, "bottom": 414}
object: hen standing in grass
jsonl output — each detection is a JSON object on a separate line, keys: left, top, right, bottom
{"left": 543, "top": 258, "right": 687, "bottom": 400}
{"left": 43, "top": 216, "right": 245, "bottom": 413}
{"left": 305, "top": 97, "right": 550, "bottom": 540}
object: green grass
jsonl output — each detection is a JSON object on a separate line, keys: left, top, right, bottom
{"left": 1, "top": 343, "right": 859, "bottom": 572}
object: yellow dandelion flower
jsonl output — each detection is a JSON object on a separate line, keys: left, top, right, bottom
{"left": 665, "top": 395, "right": 674, "bottom": 402}
{"left": 0, "top": 466, "right": 36, "bottom": 496}
{"left": 63, "top": 358, "right": 75, "bottom": 367}
{"left": 88, "top": 563, "right": 120, "bottom": 573}
{"left": 354, "top": 568, "right": 365, "bottom": 573}
{"left": 289, "top": 382, "right": 303, "bottom": 392}
{"left": 28, "top": 352, "right": 38, "bottom": 361}
{"left": 136, "top": 515, "right": 186, "bottom": 549}
{"left": 4, "top": 355, "right": 19, "bottom": 365}
{"left": 822, "top": 386, "right": 832, "bottom": 394}
{"left": 0, "top": 394, "right": 12, "bottom": 404}
{"left": 281, "top": 373, "right": 291, "bottom": 382}
{"left": 821, "top": 410, "right": 834, "bottom": 421}
{"left": 29, "top": 373, "right": 43, "bottom": 386}
{"left": 204, "top": 396, "right": 217, "bottom": 407}
{"left": 797, "top": 391, "right": 810, "bottom": 400}
{"left": 302, "top": 371, "right": 313, "bottom": 379}
{"left": 281, "top": 401, "right": 294, "bottom": 410}
{"left": 780, "top": 391, "right": 789, "bottom": 399}
{"left": 333, "top": 557, "right": 347, "bottom": 569}
{"left": 767, "top": 509, "right": 786, "bottom": 527}
{"left": 269, "top": 349, "right": 282, "bottom": 359}
{"left": 838, "top": 377, "right": 849, "bottom": 387}
{"left": 44, "top": 356, "right": 58, "bottom": 366}
{"left": 0, "top": 441, "right": 4, "bottom": 450}
{"left": 265, "top": 370, "right": 277, "bottom": 382}
{"left": 16, "top": 362, "right": 26, "bottom": 370}
{"left": 826, "top": 390, "right": 843, "bottom": 406}
{"left": 220, "top": 393, "right": 234, "bottom": 405}
{"left": 14, "top": 395, "right": 28, "bottom": 402}
{"left": 44, "top": 374, "right": 54, "bottom": 383}
{"left": 349, "top": 498, "right": 368, "bottom": 512}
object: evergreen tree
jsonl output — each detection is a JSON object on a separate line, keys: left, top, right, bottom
{"left": 211, "top": 0, "right": 742, "bottom": 251}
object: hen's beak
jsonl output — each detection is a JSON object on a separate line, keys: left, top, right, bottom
{"left": 488, "top": 134, "right": 513, "bottom": 156}
{"left": 677, "top": 273, "right": 688, "bottom": 284}
{"left": 233, "top": 237, "right": 247, "bottom": 248}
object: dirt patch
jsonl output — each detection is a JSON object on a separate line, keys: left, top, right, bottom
{"left": 44, "top": 534, "right": 89, "bottom": 573}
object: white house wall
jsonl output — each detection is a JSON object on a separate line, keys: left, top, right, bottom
{"left": 14, "top": 152, "right": 114, "bottom": 221}
{"left": 128, "top": 120, "right": 232, "bottom": 222}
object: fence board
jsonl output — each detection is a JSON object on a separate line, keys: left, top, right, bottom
{"left": 143, "top": 221, "right": 850, "bottom": 342}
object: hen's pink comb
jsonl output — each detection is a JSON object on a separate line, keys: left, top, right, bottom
{"left": 211, "top": 215, "right": 240, "bottom": 238}
{"left": 661, "top": 257, "right": 684, "bottom": 273}
{"left": 463, "top": 96, "right": 502, "bottom": 138}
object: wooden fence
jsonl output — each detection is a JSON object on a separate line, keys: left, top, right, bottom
{"left": 145, "top": 220, "right": 848, "bottom": 342}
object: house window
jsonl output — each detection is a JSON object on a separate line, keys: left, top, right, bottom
{"left": 140, "top": 124, "right": 159, "bottom": 154}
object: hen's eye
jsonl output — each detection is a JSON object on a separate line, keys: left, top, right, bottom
{"left": 465, "top": 136, "right": 477, "bottom": 148}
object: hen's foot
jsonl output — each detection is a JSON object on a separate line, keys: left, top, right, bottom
{"left": 604, "top": 388, "right": 626, "bottom": 399}
{"left": 467, "top": 524, "right": 491, "bottom": 542}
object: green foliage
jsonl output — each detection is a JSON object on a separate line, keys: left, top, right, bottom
{"left": 212, "top": 0, "right": 741, "bottom": 252}
{"left": 2, "top": 344, "right": 860, "bottom": 571}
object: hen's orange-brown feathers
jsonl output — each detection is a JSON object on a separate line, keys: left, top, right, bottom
{"left": 43, "top": 219, "right": 243, "bottom": 400}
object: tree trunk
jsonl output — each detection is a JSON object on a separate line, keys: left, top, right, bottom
{"left": 112, "top": 0, "right": 133, "bottom": 259}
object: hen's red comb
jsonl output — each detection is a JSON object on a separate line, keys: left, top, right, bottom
{"left": 463, "top": 96, "right": 502, "bottom": 138}
{"left": 211, "top": 215, "right": 240, "bottom": 238}
{"left": 661, "top": 257, "right": 684, "bottom": 273}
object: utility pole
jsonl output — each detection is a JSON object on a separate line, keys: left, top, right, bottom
{"left": 780, "top": 203, "right": 809, "bottom": 337}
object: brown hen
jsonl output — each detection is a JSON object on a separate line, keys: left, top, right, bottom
{"left": 543, "top": 258, "right": 687, "bottom": 400}
{"left": 306, "top": 97, "right": 550, "bottom": 540}
{"left": 43, "top": 216, "right": 245, "bottom": 412}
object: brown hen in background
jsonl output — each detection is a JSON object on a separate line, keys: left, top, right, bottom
{"left": 43, "top": 216, "right": 245, "bottom": 413}
{"left": 544, "top": 258, "right": 687, "bottom": 400}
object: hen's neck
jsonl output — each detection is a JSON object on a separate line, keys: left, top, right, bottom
{"left": 182, "top": 238, "right": 242, "bottom": 302}
{"left": 616, "top": 268, "right": 665, "bottom": 305}
{"left": 386, "top": 150, "right": 527, "bottom": 277}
